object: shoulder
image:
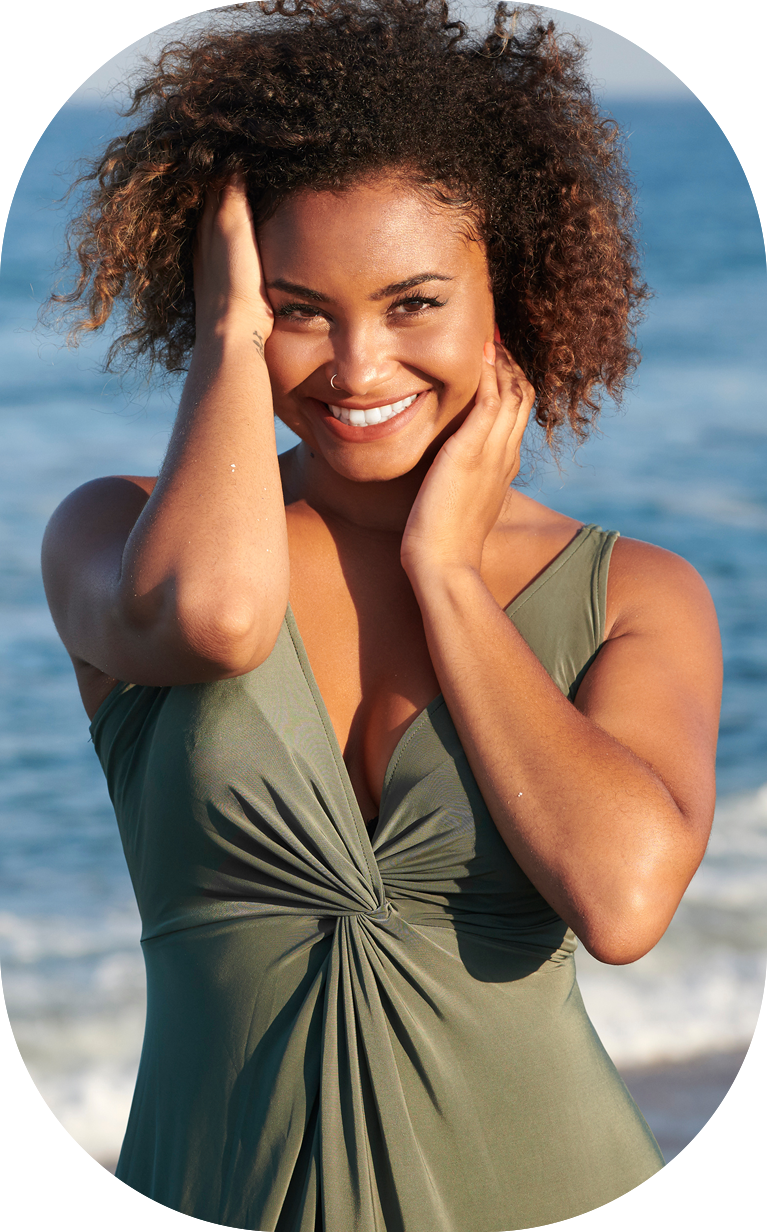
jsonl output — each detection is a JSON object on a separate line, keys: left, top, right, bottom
{"left": 577, "top": 536, "right": 722, "bottom": 791}
{"left": 605, "top": 536, "right": 720, "bottom": 648}
{"left": 43, "top": 475, "right": 157, "bottom": 571}
{"left": 576, "top": 537, "right": 722, "bottom": 851}
{"left": 576, "top": 537, "right": 721, "bottom": 730}
{"left": 42, "top": 474, "right": 158, "bottom": 628}
{"left": 42, "top": 476, "right": 158, "bottom": 720}
{"left": 44, "top": 474, "right": 157, "bottom": 535}
{"left": 489, "top": 491, "right": 583, "bottom": 596}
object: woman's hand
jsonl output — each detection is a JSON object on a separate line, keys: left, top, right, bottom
{"left": 399, "top": 339, "right": 720, "bottom": 965}
{"left": 193, "top": 175, "right": 274, "bottom": 348}
{"left": 401, "top": 341, "right": 534, "bottom": 582}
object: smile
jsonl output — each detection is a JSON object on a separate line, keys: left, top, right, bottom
{"left": 327, "top": 393, "right": 419, "bottom": 427}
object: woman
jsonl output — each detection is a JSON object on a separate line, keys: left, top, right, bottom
{"left": 41, "top": 2, "right": 721, "bottom": 1228}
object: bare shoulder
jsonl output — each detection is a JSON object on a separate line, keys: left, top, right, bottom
{"left": 43, "top": 475, "right": 157, "bottom": 590}
{"left": 605, "top": 536, "right": 719, "bottom": 641}
{"left": 599, "top": 537, "right": 723, "bottom": 720}
{"left": 487, "top": 491, "right": 583, "bottom": 603}
{"left": 42, "top": 476, "right": 159, "bottom": 719}
{"left": 576, "top": 535, "right": 721, "bottom": 843}
{"left": 44, "top": 474, "right": 157, "bottom": 539}
{"left": 500, "top": 490, "right": 581, "bottom": 538}
{"left": 43, "top": 474, "right": 157, "bottom": 614}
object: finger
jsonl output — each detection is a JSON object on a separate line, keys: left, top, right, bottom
{"left": 487, "top": 347, "right": 534, "bottom": 462}
{"left": 219, "top": 173, "right": 252, "bottom": 212}
{"left": 489, "top": 347, "right": 533, "bottom": 431}
{"left": 475, "top": 340, "right": 534, "bottom": 433}
{"left": 193, "top": 189, "right": 220, "bottom": 263}
{"left": 439, "top": 343, "right": 500, "bottom": 459}
{"left": 499, "top": 347, "right": 534, "bottom": 414}
{"left": 495, "top": 343, "right": 533, "bottom": 401}
{"left": 476, "top": 340, "right": 503, "bottom": 416}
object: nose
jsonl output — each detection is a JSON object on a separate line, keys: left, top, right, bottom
{"left": 326, "top": 323, "right": 397, "bottom": 397}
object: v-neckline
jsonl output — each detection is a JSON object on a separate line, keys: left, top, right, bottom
{"left": 284, "top": 524, "right": 596, "bottom": 850}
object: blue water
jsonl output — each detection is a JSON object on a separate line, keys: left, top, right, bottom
{"left": 0, "top": 95, "right": 765, "bottom": 1160}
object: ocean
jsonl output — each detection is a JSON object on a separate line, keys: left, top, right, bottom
{"left": 1, "top": 94, "right": 765, "bottom": 1165}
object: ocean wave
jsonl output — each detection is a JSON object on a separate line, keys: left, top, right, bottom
{"left": 577, "top": 949, "right": 765, "bottom": 1066}
{"left": 0, "top": 909, "right": 141, "bottom": 965}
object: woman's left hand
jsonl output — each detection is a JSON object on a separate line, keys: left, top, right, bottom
{"left": 401, "top": 341, "right": 535, "bottom": 582}
{"left": 398, "top": 340, "right": 721, "bottom": 968}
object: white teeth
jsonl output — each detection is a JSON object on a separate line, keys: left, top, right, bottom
{"left": 327, "top": 392, "right": 419, "bottom": 427}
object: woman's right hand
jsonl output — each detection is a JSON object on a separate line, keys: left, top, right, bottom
{"left": 193, "top": 175, "right": 274, "bottom": 345}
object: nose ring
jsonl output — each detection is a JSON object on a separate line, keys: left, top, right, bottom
{"left": 330, "top": 373, "right": 339, "bottom": 390}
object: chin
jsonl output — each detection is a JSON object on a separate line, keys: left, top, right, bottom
{"left": 322, "top": 442, "right": 431, "bottom": 486}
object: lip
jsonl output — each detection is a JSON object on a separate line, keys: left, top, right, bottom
{"left": 310, "top": 389, "right": 431, "bottom": 441}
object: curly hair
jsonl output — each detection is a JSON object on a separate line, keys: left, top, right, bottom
{"left": 49, "top": 0, "right": 648, "bottom": 442}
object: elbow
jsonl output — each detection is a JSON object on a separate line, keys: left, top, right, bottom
{"left": 115, "top": 581, "right": 287, "bottom": 678}
{"left": 576, "top": 887, "right": 677, "bottom": 967}
{"left": 176, "top": 601, "right": 285, "bottom": 675}
{"left": 573, "top": 831, "right": 705, "bottom": 966}
{"left": 580, "top": 932, "right": 661, "bottom": 967}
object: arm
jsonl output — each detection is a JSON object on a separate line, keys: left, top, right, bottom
{"left": 42, "top": 179, "right": 289, "bottom": 686}
{"left": 402, "top": 345, "right": 722, "bottom": 965}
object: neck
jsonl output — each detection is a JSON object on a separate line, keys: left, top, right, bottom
{"left": 280, "top": 441, "right": 431, "bottom": 537}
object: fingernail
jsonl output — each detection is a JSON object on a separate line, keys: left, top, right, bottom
{"left": 484, "top": 341, "right": 496, "bottom": 365}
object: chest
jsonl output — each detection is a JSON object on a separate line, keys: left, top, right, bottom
{"left": 285, "top": 508, "right": 584, "bottom": 818}
{"left": 287, "top": 524, "right": 437, "bottom": 816}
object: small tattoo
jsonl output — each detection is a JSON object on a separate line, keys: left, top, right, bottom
{"left": 252, "top": 330, "right": 264, "bottom": 358}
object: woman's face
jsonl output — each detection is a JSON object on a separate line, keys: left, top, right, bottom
{"left": 259, "top": 175, "right": 495, "bottom": 484}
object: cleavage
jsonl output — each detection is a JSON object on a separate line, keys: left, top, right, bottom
{"left": 289, "top": 589, "right": 440, "bottom": 819}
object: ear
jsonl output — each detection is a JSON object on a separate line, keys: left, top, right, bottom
{"left": 493, "top": 322, "right": 502, "bottom": 344}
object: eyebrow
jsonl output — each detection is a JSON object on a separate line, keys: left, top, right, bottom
{"left": 267, "top": 272, "right": 454, "bottom": 303}
{"left": 370, "top": 273, "right": 454, "bottom": 300}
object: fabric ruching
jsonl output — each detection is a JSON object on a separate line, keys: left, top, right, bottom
{"left": 91, "top": 525, "right": 664, "bottom": 1231}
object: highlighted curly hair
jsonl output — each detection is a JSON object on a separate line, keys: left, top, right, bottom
{"left": 50, "top": 0, "right": 648, "bottom": 442}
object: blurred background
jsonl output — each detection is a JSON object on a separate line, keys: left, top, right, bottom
{"left": 0, "top": 4, "right": 765, "bottom": 1168}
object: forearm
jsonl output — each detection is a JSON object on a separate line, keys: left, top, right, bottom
{"left": 117, "top": 318, "right": 289, "bottom": 668}
{"left": 409, "top": 563, "right": 699, "bottom": 962}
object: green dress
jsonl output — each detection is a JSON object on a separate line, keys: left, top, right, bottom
{"left": 91, "top": 524, "right": 663, "bottom": 1231}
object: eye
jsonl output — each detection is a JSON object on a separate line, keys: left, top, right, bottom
{"left": 389, "top": 294, "right": 447, "bottom": 316}
{"left": 276, "top": 302, "right": 328, "bottom": 322}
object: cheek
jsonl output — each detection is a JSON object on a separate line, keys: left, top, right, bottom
{"left": 418, "top": 292, "right": 493, "bottom": 377}
{"left": 413, "top": 323, "right": 485, "bottom": 400}
{"left": 263, "top": 332, "right": 317, "bottom": 396}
